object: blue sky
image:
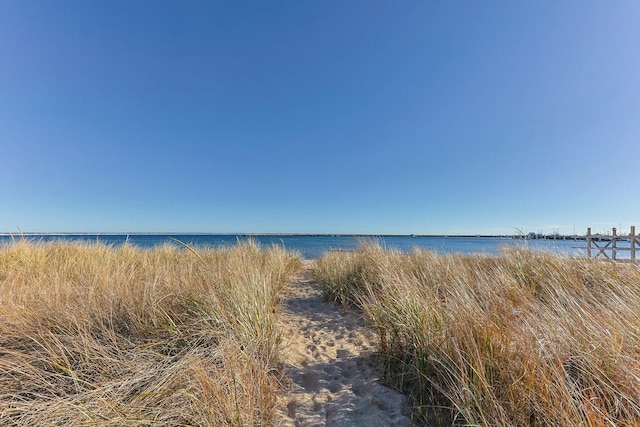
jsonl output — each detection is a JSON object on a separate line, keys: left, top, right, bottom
{"left": 1, "top": 1, "right": 639, "bottom": 235}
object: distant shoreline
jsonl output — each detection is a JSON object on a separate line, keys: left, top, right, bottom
{"left": 0, "top": 232, "right": 524, "bottom": 238}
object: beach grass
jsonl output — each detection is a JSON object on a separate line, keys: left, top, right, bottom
{"left": 0, "top": 240, "right": 300, "bottom": 426}
{"left": 313, "top": 244, "right": 640, "bottom": 426}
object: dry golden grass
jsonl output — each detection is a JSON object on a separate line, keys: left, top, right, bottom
{"left": 314, "top": 244, "right": 640, "bottom": 426}
{"left": 0, "top": 240, "right": 300, "bottom": 426}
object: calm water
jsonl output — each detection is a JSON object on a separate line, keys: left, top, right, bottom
{"left": 0, "top": 234, "right": 587, "bottom": 259}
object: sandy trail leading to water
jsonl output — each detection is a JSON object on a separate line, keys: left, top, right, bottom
{"left": 276, "top": 262, "right": 410, "bottom": 426}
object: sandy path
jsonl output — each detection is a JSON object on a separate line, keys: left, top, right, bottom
{"left": 276, "top": 264, "right": 410, "bottom": 426}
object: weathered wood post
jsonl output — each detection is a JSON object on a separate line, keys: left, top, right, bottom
{"left": 632, "top": 226, "right": 637, "bottom": 263}
{"left": 586, "top": 227, "right": 592, "bottom": 258}
{"left": 612, "top": 227, "right": 617, "bottom": 260}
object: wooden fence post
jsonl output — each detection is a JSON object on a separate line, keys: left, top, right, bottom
{"left": 612, "top": 227, "right": 617, "bottom": 260}
{"left": 632, "top": 226, "right": 637, "bottom": 263}
{"left": 587, "top": 228, "right": 592, "bottom": 258}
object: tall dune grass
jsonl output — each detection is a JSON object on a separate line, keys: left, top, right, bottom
{"left": 0, "top": 240, "right": 300, "bottom": 426}
{"left": 314, "top": 244, "right": 640, "bottom": 426}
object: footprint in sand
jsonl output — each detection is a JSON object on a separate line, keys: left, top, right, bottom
{"left": 276, "top": 264, "right": 410, "bottom": 426}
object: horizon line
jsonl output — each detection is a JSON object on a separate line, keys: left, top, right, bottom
{"left": 0, "top": 231, "right": 580, "bottom": 238}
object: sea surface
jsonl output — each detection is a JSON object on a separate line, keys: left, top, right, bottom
{"left": 0, "top": 234, "right": 588, "bottom": 259}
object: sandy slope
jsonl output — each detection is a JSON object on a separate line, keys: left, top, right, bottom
{"left": 276, "top": 263, "right": 410, "bottom": 426}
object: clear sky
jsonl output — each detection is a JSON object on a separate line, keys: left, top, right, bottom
{"left": 1, "top": 2, "right": 639, "bottom": 235}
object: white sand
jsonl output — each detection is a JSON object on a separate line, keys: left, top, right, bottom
{"left": 276, "top": 263, "right": 410, "bottom": 426}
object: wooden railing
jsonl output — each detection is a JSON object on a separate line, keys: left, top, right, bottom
{"left": 586, "top": 226, "right": 639, "bottom": 263}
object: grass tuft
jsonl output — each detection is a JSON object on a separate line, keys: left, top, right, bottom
{"left": 314, "top": 243, "right": 640, "bottom": 426}
{"left": 0, "top": 240, "right": 300, "bottom": 426}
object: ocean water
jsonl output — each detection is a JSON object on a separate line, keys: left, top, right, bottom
{"left": 0, "top": 234, "right": 586, "bottom": 259}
